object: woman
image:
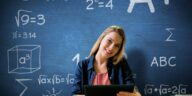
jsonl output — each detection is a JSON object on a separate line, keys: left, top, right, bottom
{"left": 72, "top": 25, "right": 141, "bottom": 96}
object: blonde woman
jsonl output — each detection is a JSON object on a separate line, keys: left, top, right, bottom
{"left": 72, "top": 25, "right": 141, "bottom": 96}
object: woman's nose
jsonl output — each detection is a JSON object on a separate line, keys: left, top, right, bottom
{"left": 108, "top": 44, "right": 114, "bottom": 51}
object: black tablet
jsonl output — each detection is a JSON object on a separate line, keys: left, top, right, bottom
{"left": 84, "top": 85, "right": 134, "bottom": 96}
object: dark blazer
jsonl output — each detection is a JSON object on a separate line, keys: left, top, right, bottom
{"left": 71, "top": 55, "right": 135, "bottom": 95}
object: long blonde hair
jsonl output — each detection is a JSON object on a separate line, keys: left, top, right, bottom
{"left": 89, "top": 25, "right": 126, "bottom": 64}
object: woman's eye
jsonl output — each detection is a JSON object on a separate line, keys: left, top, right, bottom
{"left": 115, "top": 45, "right": 120, "bottom": 48}
{"left": 107, "top": 39, "right": 112, "bottom": 43}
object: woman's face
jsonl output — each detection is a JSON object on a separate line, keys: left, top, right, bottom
{"left": 98, "top": 32, "right": 122, "bottom": 59}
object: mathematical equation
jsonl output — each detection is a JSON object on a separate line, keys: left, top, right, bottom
{"left": 144, "top": 84, "right": 188, "bottom": 95}
{"left": 86, "top": 0, "right": 170, "bottom": 13}
{"left": 12, "top": 31, "right": 37, "bottom": 39}
{"left": 38, "top": 74, "right": 75, "bottom": 85}
{"left": 12, "top": 9, "right": 46, "bottom": 40}
{"left": 15, "top": 9, "right": 45, "bottom": 27}
{"left": 86, "top": 0, "right": 113, "bottom": 10}
{"left": 42, "top": 87, "right": 63, "bottom": 96}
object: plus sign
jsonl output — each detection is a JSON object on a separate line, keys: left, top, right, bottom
{"left": 154, "top": 88, "right": 158, "bottom": 92}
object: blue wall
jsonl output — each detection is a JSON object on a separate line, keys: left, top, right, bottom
{"left": 0, "top": 0, "right": 192, "bottom": 96}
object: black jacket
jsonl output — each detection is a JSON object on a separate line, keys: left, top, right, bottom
{"left": 71, "top": 55, "right": 135, "bottom": 95}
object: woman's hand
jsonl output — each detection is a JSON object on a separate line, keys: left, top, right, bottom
{"left": 117, "top": 91, "right": 141, "bottom": 96}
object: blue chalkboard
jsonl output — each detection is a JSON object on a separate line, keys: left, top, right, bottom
{"left": 0, "top": 0, "right": 192, "bottom": 96}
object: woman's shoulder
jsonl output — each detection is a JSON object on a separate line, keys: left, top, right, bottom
{"left": 118, "top": 57, "right": 128, "bottom": 65}
{"left": 118, "top": 57, "right": 133, "bottom": 72}
{"left": 78, "top": 57, "right": 91, "bottom": 66}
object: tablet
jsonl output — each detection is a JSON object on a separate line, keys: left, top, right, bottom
{"left": 84, "top": 85, "right": 134, "bottom": 96}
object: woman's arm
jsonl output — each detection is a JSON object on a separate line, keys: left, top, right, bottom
{"left": 117, "top": 86, "right": 141, "bottom": 96}
{"left": 71, "top": 60, "right": 83, "bottom": 95}
{"left": 118, "top": 58, "right": 141, "bottom": 96}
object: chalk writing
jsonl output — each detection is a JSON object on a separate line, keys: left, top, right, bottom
{"left": 16, "top": 79, "right": 32, "bottom": 96}
{"left": 15, "top": 9, "right": 45, "bottom": 27}
{"left": 38, "top": 74, "right": 75, "bottom": 85}
{"left": 8, "top": 45, "right": 41, "bottom": 74}
{"left": 86, "top": 0, "right": 113, "bottom": 10}
{"left": 165, "top": 28, "right": 176, "bottom": 42}
{"left": 12, "top": 31, "right": 37, "bottom": 39}
{"left": 144, "top": 84, "right": 188, "bottom": 95}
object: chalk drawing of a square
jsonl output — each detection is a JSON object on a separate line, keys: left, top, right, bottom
{"left": 8, "top": 45, "right": 41, "bottom": 74}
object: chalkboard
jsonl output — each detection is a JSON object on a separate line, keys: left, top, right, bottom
{"left": 0, "top": 0, "right": 192, "bottom": 96}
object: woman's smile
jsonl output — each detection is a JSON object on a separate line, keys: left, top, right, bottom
{"left": 105, "top": 48, "right": 112, "bottom": 56}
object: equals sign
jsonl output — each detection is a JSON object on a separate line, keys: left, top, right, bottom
{"left": 18, "top": 33, "right": 22, "bottom": 38}
{"left": 30, "top": 17, "right": 36, "bottom": 23}
{"left": 95, "top": 0, "right": 99, "bottom": 2}
{"left": 98, "top": 2, "right": 104, "bottom": 8}
{"left": 60, "top": 78, "right": 65, "bottom": 83}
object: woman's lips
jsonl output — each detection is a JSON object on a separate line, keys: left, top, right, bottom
{"left": 105, "top": 49, "right": 112, "bottom": 55}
